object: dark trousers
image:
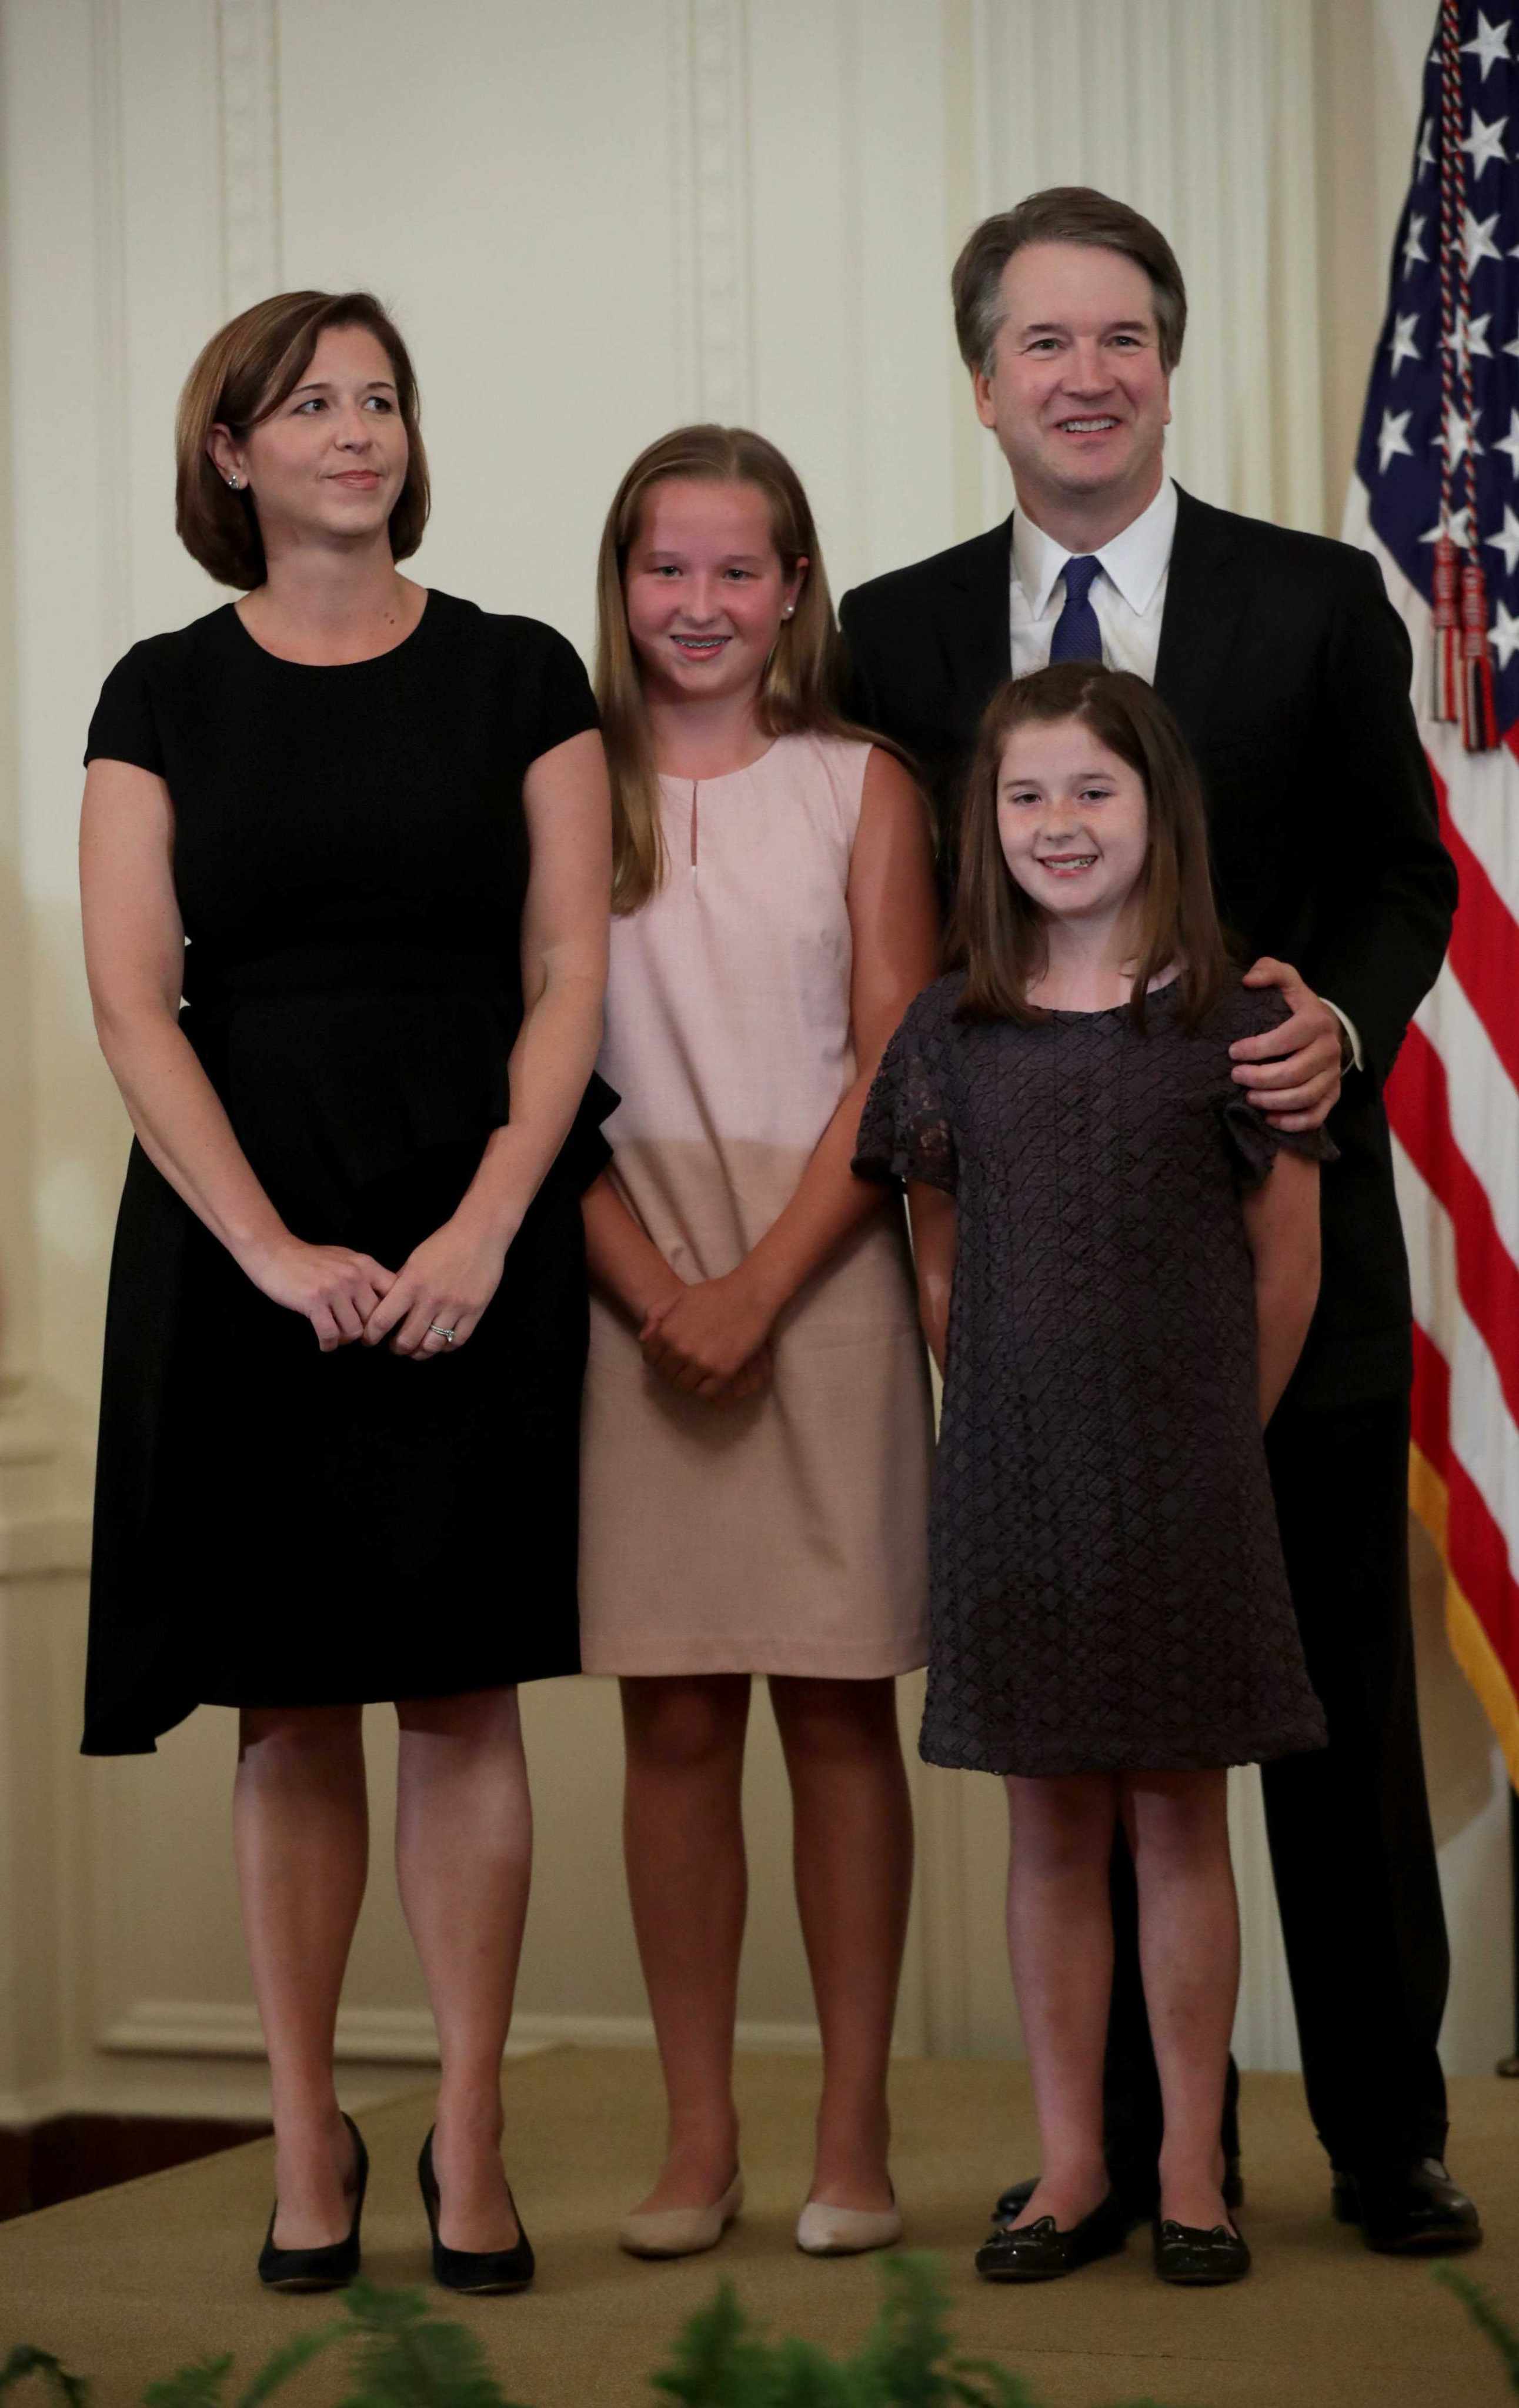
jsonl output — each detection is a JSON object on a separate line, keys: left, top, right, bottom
{"left": 1100, "top": 1391, "right": 1451, "bottom": 2193}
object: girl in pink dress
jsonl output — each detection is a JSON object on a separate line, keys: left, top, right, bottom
{"left": 580, "top": 426, "right": 938, "bottom": 2259}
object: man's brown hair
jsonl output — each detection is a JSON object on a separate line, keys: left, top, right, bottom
{"left": 175, "top": 289, "right": 430, "bottom": 588}
{"left": 952, "top": 663, "right": 1228, "bottom": 1030}
{"left": 951, "top": 186, "right": 1188, "bottom": 379}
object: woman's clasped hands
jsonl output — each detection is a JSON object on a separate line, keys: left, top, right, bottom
{"left": 242, "top": 1234, "right": 395, "bottom": 1352}
{"left": 244, "top": 1210, "right": 511, "bottom": 1358}
{"left": 639, "top": 1264, "right": 776, "bottom": 1404}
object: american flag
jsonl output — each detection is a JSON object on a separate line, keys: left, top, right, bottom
{"left": 1345, "top": 0, "right": 1519, "bottom": 1786}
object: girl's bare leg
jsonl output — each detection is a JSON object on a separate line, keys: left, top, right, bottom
{"left": 1003, "top": 1771, "right": 1119, "bottom": 2230}
{"left": 233, "top": 1703, "right": 368, "bottom": 2248}
{"left": 769, "top": 1675, "right": 912, "bottom": 2210}
{"left": 620, "top": 1674, "right": 751, "bottom": 2212}
{"left": 1124, "top": 1766, "right": 1237, "bottom": 2231}
{"left": 395, "top": 1686, "right": 532, "bottom": 2252}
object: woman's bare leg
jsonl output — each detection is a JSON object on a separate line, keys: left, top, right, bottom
{"left": 769, "top": 1675, "right": 912, "bottom": 2210}
{"left": 1126, "top": 1766, "right": 1237, "bottom": 2232}
{"left": 233, "top": 1703, "right": 368, "bottom": 2248}
{"left": 620, "top": 1674, "right": 751, "bottom": 2212}
{"left": 395, "top": 1686, "right": 532, "bottom": 2253}
{"left": 1003, "top": 1771, "right": 1119, "bottom": 2230}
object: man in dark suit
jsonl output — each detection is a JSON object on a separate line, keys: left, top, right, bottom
{"left": 841, "top": 187, "right": 1480, "bottom": 2259}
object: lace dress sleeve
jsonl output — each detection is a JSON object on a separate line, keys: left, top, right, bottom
{"left": 853, "top": 991, "right": 958, "bottom": 1195}
{"left": 1215, "top": 985, "right": 1339, "bottom": 1190}
{"left": 1218, "top": 1097, "right": 1338, "bottom": 1190}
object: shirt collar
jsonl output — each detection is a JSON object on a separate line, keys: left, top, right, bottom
{"left": 1011, "top": 475, "right": 1177, "bottom": 619}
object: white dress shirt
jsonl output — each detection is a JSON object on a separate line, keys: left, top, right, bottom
{"left": 1007, "top": 476, "right": 1360, "bottom": 1071}
{"left": 1010, "top": 475, "right": 1176, "bottom": 682}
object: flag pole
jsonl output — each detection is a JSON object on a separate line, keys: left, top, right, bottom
{"left": 1501, "top": 1786, "right": 1519, "bottom": 2078}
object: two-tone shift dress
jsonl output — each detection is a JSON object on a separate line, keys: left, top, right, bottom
{"left": 578, "top": 732, "right": 932, "bottom": 1678}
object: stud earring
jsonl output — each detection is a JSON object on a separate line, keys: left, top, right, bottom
{"left": 226, "top": 475, "right": 241, "bottom": 490}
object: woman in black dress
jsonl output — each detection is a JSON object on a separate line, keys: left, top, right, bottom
{"left": 79, "top": 290, "right": 611, "bottom": 2290}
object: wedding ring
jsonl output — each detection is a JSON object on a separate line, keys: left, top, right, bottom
{"left": 428, "top": 1324, "right": 457, "bottom": 1344}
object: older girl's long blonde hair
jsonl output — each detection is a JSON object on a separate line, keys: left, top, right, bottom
{"left": 595, "top": 424, "right": 877, "bottom": 913}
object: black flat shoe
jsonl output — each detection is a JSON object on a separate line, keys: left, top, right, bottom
{"left": 418, "top": 2127, "right": 535, "bottom": 2293}
{"left": 974, "top": 2192, "right": 1127, "bottom": 2282}
{"left": 1153, "top": 2215, "right": 1250, "bottom": 2285}
{"left": 993, "top": 2155, "right": 1243, "bottom": 2228}
{"left": 258, "top": 2112, "right": 368, "bottom": 2292}
{"left": 1331, "top": 2157, "right": 1482, "bottom": 2255}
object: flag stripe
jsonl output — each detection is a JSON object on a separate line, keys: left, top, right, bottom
{"left": 1388, "top": 1023, "right": 1519, "bottom": 1438}
{"left": 1411, "top": 967, "right": 1519, "bottom": 1275}
{"left": 1393, "top": 1128, "right": 1519, "bottom": 1578}
{"left": 1430, "top": 749, "right": 1519, "bottom": 1090}
{"left": 1410, "top": 1321, "right": 1519, "bottom": 1680}
{"left": 1423, "top": 716, "right": 1519, "bottom": 924}
{"left": 1408, "top": 1445, "right": 1519, "bottom": 1790}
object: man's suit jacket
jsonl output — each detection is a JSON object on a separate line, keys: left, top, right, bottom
{"left": 839, "top": 485, "right": 1458, "bottom": 1412}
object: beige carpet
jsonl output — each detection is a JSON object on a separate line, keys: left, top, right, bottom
{"left": 1, "top": 2051, "right": 1515, "bottom": 2407}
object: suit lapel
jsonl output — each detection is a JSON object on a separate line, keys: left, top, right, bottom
{"left": 942, "top": 516, "right": 1013, "bottom": 726}
{"left": 939, "top": 495, "right": 1249, "bottom": 740}
{"left": 1153, "top": 487, "right": 1248, "bottom": 741}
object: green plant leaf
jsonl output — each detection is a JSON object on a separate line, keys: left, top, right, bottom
{"left": 331, "top": 2275, "right": 523, "bottom": 2408}
{"left": 650, "top": 2282, "right": 776, "bottom": 2404}
{"left": 847, "top": 2253, "right": 969, "bottom": 2403}
{"left": 0, "top": 2346, "right": 92, "bottom": 2407}
{"left": 233, "top": 2322, "right": 348, "bottom": 2408}
{"left": 762, "top": 2337, "right": 856, "bottom": 2407}
{"left": 1438, "top": 2267, "right": 1519, "bottom": 2394}
{"left": 140, "top": 2359, "right": 234, "bottom": 2408}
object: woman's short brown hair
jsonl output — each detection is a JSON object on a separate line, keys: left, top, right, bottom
{"left": 952, "top": 663, "right": 1228, "bottom": 1029}
{"left": 952, "top": 187, "right": 1187, "bottom": 380}
{"left": 174, "top": 290, "right": 430, "bottom": 588}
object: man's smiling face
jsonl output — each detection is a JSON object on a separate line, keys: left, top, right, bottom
{"left": 973, "top": 240, "right": 1171, "bottom": 527}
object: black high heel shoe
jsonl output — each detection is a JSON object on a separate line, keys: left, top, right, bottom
{"left": 418, "top": 2126, "right": 535, "bottom": 2293}
{"left": 258, "top": 2112, "right": 368, "bottom": 2291}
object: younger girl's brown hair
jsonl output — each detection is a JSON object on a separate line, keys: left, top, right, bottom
{"left": 952, "top": 663, "right": 1229, "bottom": 1028}
{"left": 175, "top": 289, "right": 430, "bottom": 589}
{"left": 595, "top": 424, "right": 883, "bottom": 913}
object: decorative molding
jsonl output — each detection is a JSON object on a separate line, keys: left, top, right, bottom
{"left": 1228, "top": 1769, "right": 1301, "bottom": 2072}
{"left": 0, "top": 1516, "right": 91, "bottom": 1582}
{"left": 101, "top": 2002, "right": 445, "bottom": 2066}
{"left": 0, "top": 1381, "right": 85, "bottom": 1577}
{"left": 680, "top": 0, "right": 753, "bottom": 422}
{"left": 515, "top": 2012, "right": 826, "bottom": 2056}
{"left": 89, "top": 0, "right": 131, "bottom": 666}
{"left": 0, "top": 2079, "right": 71, "bottom": 2133}
{"left": 912, "top": 1762, "right": 974, "bottom": 2058}
{"left": 99, "top": 2001, "right": 825, "bottom": 2067}
{"left": 217, "top": 0, "right": 281, "bottom": 319}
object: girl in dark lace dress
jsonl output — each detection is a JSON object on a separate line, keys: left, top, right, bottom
{"left": 854, "top": 665, "right": 1329, "bottom": 2285}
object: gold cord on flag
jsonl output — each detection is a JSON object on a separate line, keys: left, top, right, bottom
{"left": 1434, "top": 0, "right": 1500, "bottom": 748}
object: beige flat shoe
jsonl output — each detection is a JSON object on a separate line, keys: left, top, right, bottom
{"left": 619, "top": 2172, "right": 744, "bottom": 2259}
{"left": 796, "top": 2195, "right": 903, "bottom": 2256}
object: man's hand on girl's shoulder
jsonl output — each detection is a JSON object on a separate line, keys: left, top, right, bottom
{"left": 1230, "top": 957, "right": 1343, "bottom": 1133}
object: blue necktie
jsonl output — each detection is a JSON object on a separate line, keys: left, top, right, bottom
{"left": 1049, "top": 554, "right": 1103, "bottom": 664}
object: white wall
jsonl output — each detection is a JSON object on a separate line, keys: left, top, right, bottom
{"left": 0, "top": 0, "right": 1508, "bottom": 2128}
